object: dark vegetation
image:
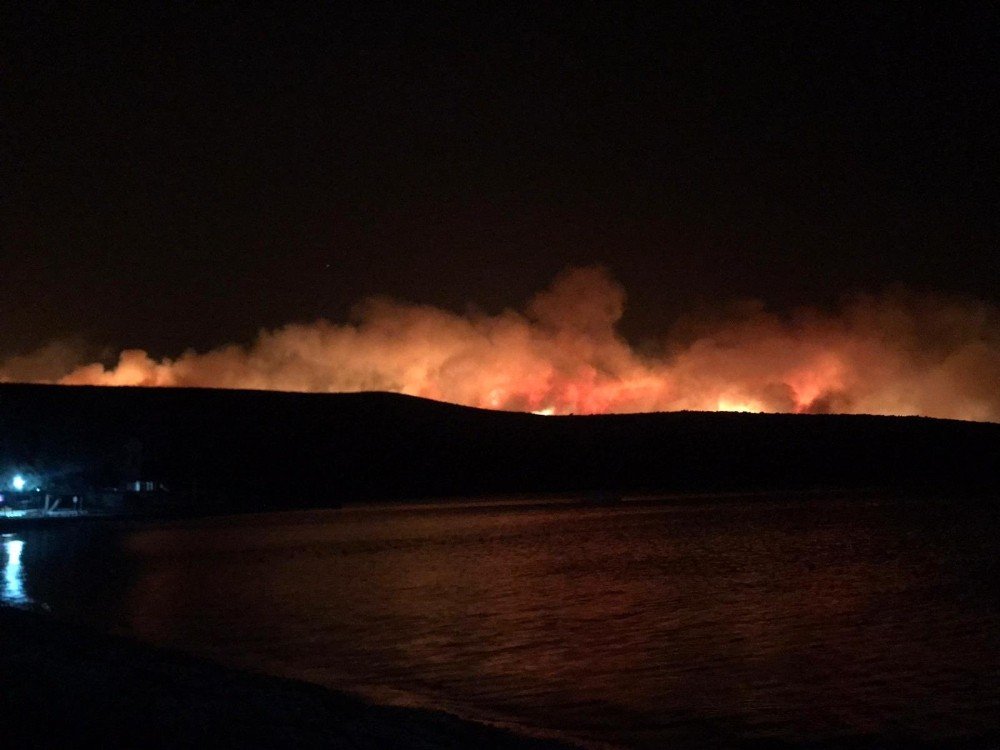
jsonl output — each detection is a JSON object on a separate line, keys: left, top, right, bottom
{"left": 0, "top": 383, "right": 997, "bottom": 513}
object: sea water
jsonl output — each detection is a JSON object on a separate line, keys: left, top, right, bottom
{"left": 4, "top": 495, "right": 999, "bottom": 747}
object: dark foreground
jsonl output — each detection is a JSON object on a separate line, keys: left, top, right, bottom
{"left": 2, "top": 604, "right": 997, "bottom": 749}
{"left": 0, "top": 606, "right": 572, "bottom": 749}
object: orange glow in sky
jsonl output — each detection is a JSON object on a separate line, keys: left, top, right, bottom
{"left": 2, "top": 268, "right": 998, "bottom": 422}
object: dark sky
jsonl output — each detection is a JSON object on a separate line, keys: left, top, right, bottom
{"left": 4, "top": 2, "right": 998, "bottom": 356}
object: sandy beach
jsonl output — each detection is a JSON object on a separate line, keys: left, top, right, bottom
{"left": 0, "top": 606, "right": 574, "bottom": 748}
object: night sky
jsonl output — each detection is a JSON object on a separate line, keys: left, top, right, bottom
{"left": 5, "top": 2, "right": 998, "bottom": 358}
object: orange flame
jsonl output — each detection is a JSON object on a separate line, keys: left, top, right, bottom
{"left": 1, "top": 268, "right": 998, "bottom": 422}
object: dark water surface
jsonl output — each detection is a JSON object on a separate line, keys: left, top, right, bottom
{"left": 4, "top": 496, "right": 1000, "bottom": 747}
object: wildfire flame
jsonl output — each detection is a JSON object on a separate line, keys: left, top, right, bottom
{"left": 2, "top": 267, "right": 998, "bottom": 422}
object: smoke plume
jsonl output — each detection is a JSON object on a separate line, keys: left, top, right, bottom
{"left": 2, "top": 267, "right": 998, "bottom": 422}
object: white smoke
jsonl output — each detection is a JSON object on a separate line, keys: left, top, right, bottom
{"left": 2, "top": 267, "right": 998, "bottom": 421}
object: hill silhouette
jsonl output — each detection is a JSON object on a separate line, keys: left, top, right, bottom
{"left": 0, "top": 384, "right": 996, "bottom": 512}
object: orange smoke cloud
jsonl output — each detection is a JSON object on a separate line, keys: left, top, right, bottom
{"left": 2, "top": 267, "right": 998, "bottom": 421}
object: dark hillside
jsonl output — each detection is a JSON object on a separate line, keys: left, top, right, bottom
{"left": 0, "top": 384, "right": 996, "bottom": 511}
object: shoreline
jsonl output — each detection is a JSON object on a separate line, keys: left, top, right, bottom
{"left": 4, "top": 485, "right": 994, "bottom": 534}
{"left": 0, "top": 605, "right": 577, "bottom": 748}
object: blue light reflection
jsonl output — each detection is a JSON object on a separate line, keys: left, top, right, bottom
{"left": 2, "top": 536, "right": 31, "bottom": 606}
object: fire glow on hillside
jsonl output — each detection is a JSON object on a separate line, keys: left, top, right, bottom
{"left": 2, "top": 268, "right": 998, "bottom": 422}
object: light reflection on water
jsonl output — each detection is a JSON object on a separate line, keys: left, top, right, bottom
{"left": 6, "top": 498, "right": 1000, "bottom": 748}
{"left": 2, "top": 536, "right": 31, "bottom": 606}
